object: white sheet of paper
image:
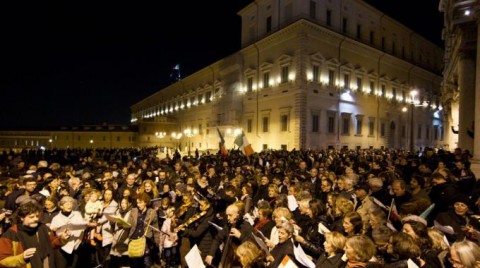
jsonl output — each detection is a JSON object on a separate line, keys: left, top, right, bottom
{"left": 318, "top": 222, "right": 330, "bottom": 234}
{"left": 287, "top": 195, "right": 298, "bottom": 211}
{"left": 407, "top": 258, "right": 419, "bottom": 268}
{"left": 185, "top": 244, "right": 206, "bottom": 268}
{"left": 293, "top": 244, "right": 315, "bottom": 268}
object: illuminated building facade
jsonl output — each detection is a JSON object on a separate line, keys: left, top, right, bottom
{"left": 440, "top": 0, "right": 480, "bottom": 173}
{"left": 132, "top": 0, "right": 445, "bottom": 152}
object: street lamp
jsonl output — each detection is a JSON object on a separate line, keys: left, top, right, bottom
{"left": 155, "top": 132, "right": 166, "bottom": 138}
{"left": 183, "top": 128, "right": 198, "bottom": 156}
{"left": 48, "top": 138, "right": 53, "bottom": 150}
{"left": 89, "top": 139, "right": 94, "bottom": 149}
{"left": 403, "top": 90, "right": 428, "bottom": 152}
{"left": 171, "top": 132, "right": 182, "bottom": 151}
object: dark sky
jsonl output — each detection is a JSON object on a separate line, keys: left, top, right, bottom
{"left": 0, "top": 0, "right": 443, "bottom": 129}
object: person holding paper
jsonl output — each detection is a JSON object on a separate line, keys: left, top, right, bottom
{"left": 294, "top": 199, "right": 327, "bottom": 259}
{"left": 0, "top": 202, "right": 70, "bottom": 268}
{"left": 110, "top": 196, "right": 134, "bottom": 268}
{"left": 266, "top": 221, "right": 300, "bottom": 268}
{"left": 50, "top": 195, "right": 88, "bottom": 268}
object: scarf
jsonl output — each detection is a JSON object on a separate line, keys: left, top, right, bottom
{"left": 17, "top": 223, "right": 52, "bottom": 268}
{"left": 254, "top": 218, "right": 271, "bottom": 231}
{"left": 346, "top": 260, "right": 367, "bottom": 268}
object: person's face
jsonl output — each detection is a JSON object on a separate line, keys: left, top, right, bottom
{"left": 410, "top": 178, "right": 419, "bottom": 189}
{"left": 268, "top": 188, "right": 277, "bottom": 198}
{"left": 355, "top": 189, "right": 367, "bottom": 200}
{"left": 324, "top": 239, "right": 333, "bottom": 255}
{"left": 126, "top": 176, "right": 135, "bottom": 186}
{"left": 163, "top": 184, "right": 170, "bottom": 192}
{"left": 49, "top": 178, "right": 60, "bottom": 189}
{"left": 120, "top": 199, "right": 130, "bottom": 210}
{"left": 226, "top": 207, "right": 239, "bottom": 225}
{"left": 21, "top": 212, "right": 40, "bottom": 228}
{"left": 166, "top": 208, "right": 175, "bottom": 218}
{"left": 25, "top": 181, "right": 37, "bottom": 193}
{"left": 392, "top": 182, "right": 405, "bottom": 197}
{"left": 402, "top": 223, "right": 418, "bottom": 240}
{"left": 200, "top": 176, "right": 208, "bottom": 184}
{"left": 144, "top": 183, "right": 152, "bottom": 192}
{"left": 337, "top": 180, "right": 345, "bottom": 191}
{"left": 343, "top": 217, "right": 354, "bottom": 233}
{"left": 274, "top": 215, "right": 285, "bottom": 227}
{"left": 321, "top": 180, "right": 331, "bottom": 192}
{"left": 123, "top": 189, "right": 131, "bottom": 197}
{"left": 309, "top": 169, "right": 318, "bottom": 177}
{"left": 449, "top": 247, "right": 464, "bottom": 268}
{"left": 299, "top": 162, "right": 307, "bottom": 170}
{"left": 61, "top": 200, "right": 74, "bottom": 212}
{"left": 455, "top": 162, "right": 463, "bottom": 169}
{"left": 104, "top": 190, "right": 113, "bottom": 202}
{"left": 344, "top": 242, "right": 356, "bottom": 261}
{"left": 137, "top": 200, "right": 147, "bottom": 211}
{"left": 454, "top": 202, "right": 469, "bottom": 216}
{"left": 45, "top": 200, "right": 56, "bottom": 210}
{"left": 261, "top": 177, "right": 269, "bottom": 185}
{"left": 278, "top": 228, "right": 291, "bottom": 243}
{"left": 89, "top": 193, "right": 99, "bottom": 202}
{"left": 159, "top": 172, "right": 166, "bottom": 179}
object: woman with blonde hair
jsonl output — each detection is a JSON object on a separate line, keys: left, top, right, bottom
{"left": 265, "top": 207, "right": 292, "bottom": 249}
{"left": 344, "top": 235, "right": 377, "bottom": 267}
{"left": 427, "top": 228, "right": 449, "bottom": 268}
{"left": 315, "top": 231, "right": 347, "bottom": 268}
{"left": 236, "top": 240, "right": 266, "bottom": 268}
{"left": 139, "top": 179, "right": 159, "bottom": 200}
{"left": 449, "top": 240, "right": 480, "bottom": 268}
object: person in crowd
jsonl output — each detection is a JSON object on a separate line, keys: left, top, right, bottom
{"left": 253, "top": 206, "right": 275, "bottom": 240}
{"left": 235, "top": 240, "right": 266, "bottom": 268}
{"left": 84, "top": 188, "right": 103, "bottom": 246}
{"left": 331, "top": 195, "right": 355, "bottom": 234}
{"left": 126, "top": 192, "right": 159, "bottom": 267}
{"left": 391, "top": 179, "right": 412, "bottom": 209}
{"left": 344, "top": 235, "right": 377, "bottom": 267}
{"left": 159, "top": 207, "right": 178, "bottom": 268}
{"left": 385, "top": 232, "right": 423, "bottom": 267}
{"left": 265, "top": 207, "right": 292, "bottom": 249}
{"left": 315, "top": 231, "right": 347, "bottom": 268}
{"left": 427, "top": 228, "right": 449, "bottom": 268}
{"left": 343, "top": 211, "right": 364, "bottom": 237}
{"left": 449, "top": 239, "right": 480, "bottom": 268}
{"left": 40, "top": 195, "right": 59, "bottom": 228}
{"left": 0, "top": 202, "right": 70, "bottom": 268}
{"left": 266, "top": 221, "right": 297, "bottom": 268}
{"left": 435, "top": 194, "right": 473, "bottom": 243}
{"left": 50, "top": 196, "right": 89, "bottom": 268}
{"left": 402, "top": 218, "right": 443, "bottom": 267}
{"left": 409, "top": 175, "right": 431, "bottom": 203}
{"left": 353, "top": 183, "right": 376, "bottom": 231}
{"left": 294, "top": 198, "right": 327, "bottom": 259}
{"left": 428, "top": 172, "right": 458, "bottom": 223}
{"left": 371, "top": 225, "right": 393, "bottom": 265}
{"left": 110, "top": 196, "right": 133, "bottom": 268}
{"left": 96, "top": 188, "right": 118, "bottom": 266}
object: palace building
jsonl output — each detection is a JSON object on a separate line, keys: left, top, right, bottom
{"left": 131, "top": 0, "right": 446, "bottom": 153}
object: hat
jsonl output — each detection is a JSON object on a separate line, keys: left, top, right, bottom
{"left": 15, "top": 195, "right": 35, "bottom": 206}
{"left": 402, "top": 215, "right": 428, "bottom": 226}
{"left": 453, "top": 194, "right": 473, "bottom": 209}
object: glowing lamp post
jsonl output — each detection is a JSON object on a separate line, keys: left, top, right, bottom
{"left": 183, "top": 128, "right": 198, "bottom": 156}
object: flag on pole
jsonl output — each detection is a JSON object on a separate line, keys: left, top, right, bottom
{"left": 388, "top": 198, "right": 400, "bottom": 222}
{"left": 216, "top": 127, "right": 228, "bottom": 157}
{"left": 234, "top": 131, "right": 254, "bottom": 157}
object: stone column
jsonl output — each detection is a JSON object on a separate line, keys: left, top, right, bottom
{"left": 457, "top": 51, "right": 475, "bottom": 151}
{"left": 470, "top": 23, "right": 480, "bottom": 177}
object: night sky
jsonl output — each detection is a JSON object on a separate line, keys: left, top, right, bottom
{"left": 0, "top": 0, "right": 443, "bottom": 129}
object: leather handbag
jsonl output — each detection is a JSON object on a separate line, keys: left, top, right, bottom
{"left": 128, "top": 210, "right": 154, "bottom": 258}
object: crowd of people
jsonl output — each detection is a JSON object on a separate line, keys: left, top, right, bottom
{"left": 0, "top": 146, "right": 478, "bottom": 268}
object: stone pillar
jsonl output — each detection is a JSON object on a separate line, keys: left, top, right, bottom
{"left": 457, "top": 51, "right": 475, "bottom": 151}
{"left": 470, "top": 24, "right": 480, "bottom": 177}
